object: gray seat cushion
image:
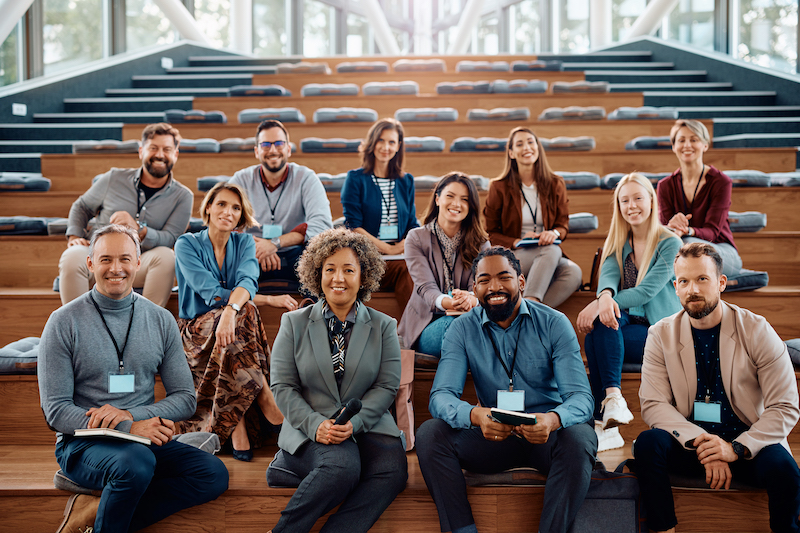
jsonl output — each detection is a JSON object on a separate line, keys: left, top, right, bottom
{"left": 313, "top": 107, "right": 378, "bottom": 123}
{"left": 336, "top": 61, "right": 389, "bottom": 73}
{"left": 238, "top": 107, "right": 305, "bottom": 123}
{"left": 276, "top": 61, "right": 330, "bottom": 74}
{"left": 219, "top": 137, "right": 256, "bottom": 152}
{"left": 608, "top": 106, "right": 679, "bottom": 120}
{"left": 569, "top": 212, "right": 599, "bottom": 234}
{"left": 392, "top": 58, "right": 446, "bottom": 72}
{"left": 362, "top": 81, "right": 419, "bottom": 96}
{"left": 300, "top": 138, "right": 361, "bottom": 153}
{"left": 0, "top": 172, "right": 51, "bottom": 192}
{"left": 404, "top": 136, "right": 445, "bottom": 152}
{"left": 0, "top": 337, "right": 39, "bottom": 374}
{"left": 164, "top": 109, "right": 227, "bottom": 123}
{"left": 552, "top": 81, "right": 610, "bottom": 93}
{"left": 601, "top": 172, "right": 670, "bottom": 190}
{"left": 228, "top": 84, "right": 290, "bottom": 97}
{"left": 179, "top": 138, "right": 220, "bottom": 153}
{"left": 187, "top": 217, "right": 205, "bottom": 233}
{"left": 455, "top": 60, "right": 509, "bottom": 72}
{"left": 436, "top": 81, "right": 491, "bottom": 95}
{"left": 541, "top": 136, "right": 596, "bottom": 151}
{"left": 197, "top": 175, "right": 231, "bottom": 192}
{"left": 725, "top": 269, "right": 769, "bottom": 291}
{"left": 0, "top": 216, "right": 50, "bottom": 235}
{"left": 539, "top": 106, "right": 606, "bottom": 121}
{"left": 54, "top": 470, "right": 98, "bottom": 495}
{"left": 728, "top": 211, "right": 766, "bottom": 232}
{"left": 559, "top": 171, "right": 601, "bottom": 190}
{"left": 724, "top": 170, "right": 772, "bottom": 188}
{"left": 467, "top": 107, "right": 530, "bottom": 121}
{"left": 394, "top": 107, "right": 458, "bottom": 122}
{"left": 317, "top": 172, "right": 348, "bottom": 192}
{"left": 300, "top": 83, "right": 359, "bottom": 97}
{"left": 72, "top": 139, "right": 140, "bottom": 154}
{"left": 267, "top": 449, "right": 303, "bottom": 488}
{"left": 172, "top": 431, "right": 221, "bottom": 454}
{"left": 786, "top": 339, "right": 800, "bottom": 367}
{"left": 511, "top": 59, "right": 563, "bottom": 71}
{"left": 625, "top": 136, "right": 672, "bottom": 150}
{"left": 450, "top": 137, "right": 507, "bottom": 152}
{"left": 490, "top": 79, "right": 548, "bottom": 94}
{"left": 47, "top": 218, "right": 69, "bottom": 235}
{"left": 770, "top": 172, "right": 800, "bottom": 187}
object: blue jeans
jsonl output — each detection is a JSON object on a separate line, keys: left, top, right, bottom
{"left": 634, "top": 428, "right": 800, "bottom": 533}
{"left": 584, "top": 310, "right": 649, "bottom": 420}
{"left": 417, "top": 315, "right": 456, "bottom": 358}
{"left": 272, "top": 432, "right": 407, "bottom": 533}
{"left": 416, "top": 418, "right": 596, "bottom": 533}
{"left": 56, "top": 436, "right": 229, "bottom": 533}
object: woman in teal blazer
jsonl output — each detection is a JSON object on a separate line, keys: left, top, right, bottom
{"left": 268, "top": 227, "right": 407, "bottom": 533}
{"left": 576, "top": 173, "right": 682, "bottom": 451}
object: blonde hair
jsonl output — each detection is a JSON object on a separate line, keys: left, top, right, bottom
{"left": 669, "top": 119, "right": 710, "bottom": 145}
{"left": 601, "top": 173, "right": 680, "bottom": 285}
{"left": 200, "top": 182, "right": 258, "bottom": 231}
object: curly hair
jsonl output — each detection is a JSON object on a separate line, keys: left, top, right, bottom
{"left": 296, "top": 227, "right": 386, "bottom": 302}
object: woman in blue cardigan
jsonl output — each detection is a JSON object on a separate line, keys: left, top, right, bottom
{"left": 341, "top": 118, "right": 416, "bottom": 320}
{"left": 174, "top": 182, "right": 285, "bottom": 461}
{"left": 577, "top": 173, "right": 682, "bottom": 452}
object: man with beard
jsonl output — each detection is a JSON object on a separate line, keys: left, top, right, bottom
{"left": 59, "top": 123, "right": 192, "bottom": 307}
{"left": 416, "top": 246, "right": 597, "bottom": 533}
{"left": 635, "top": 242, "right": 800, "bottom": 533}
{"left": 229, "top": 120, "right": 332, "bottom": 295}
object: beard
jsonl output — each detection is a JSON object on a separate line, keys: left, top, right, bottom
{"left": 144, "top": 156, "right": 173, "bottom": 179}
{"left": 482, "top": 290, "right": 520, "bottom": 323}
{"left": 261, "top": 155, "right": 288, "bottom": 173}
{"left": 683, "top": 295, "right": 719, "bottom": 319}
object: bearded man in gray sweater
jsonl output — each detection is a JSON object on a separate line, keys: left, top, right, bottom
{"left": 39, "top": 224, "right": 228, "bottom": 533}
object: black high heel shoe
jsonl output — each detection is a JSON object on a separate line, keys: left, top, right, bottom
{"left": 232, "top": 448, "right": 253, "bottom": 462}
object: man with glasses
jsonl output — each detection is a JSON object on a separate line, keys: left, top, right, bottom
{"left": 59, "top": 123, "right": 192, "bottom": 308}
{"left": 230, "top": 120, "right": 332, "bottom": 297}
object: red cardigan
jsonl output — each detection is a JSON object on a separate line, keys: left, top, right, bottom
{"left": 656, "top": 165, "right": 737, "bottom": 249}
{"left": 483, "top": 175, "right": 571, "bottom": 249}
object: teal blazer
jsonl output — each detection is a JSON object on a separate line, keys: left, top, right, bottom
{"left": 597, "top": 234, "right": 682, "bottom": 325}
{"left": 270, "top": 300, "right": 402, "bottom": 454}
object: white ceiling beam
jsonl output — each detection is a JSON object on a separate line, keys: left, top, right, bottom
{"left": 447, "top": 0, "right": 486, "bottom": 55}
{"left": 0, "top": 0, "right": 35, "bottom": 48}
{"left": 361, "top": 0, "right": 401, "bottom": 55}
{"left": 152, "top": 0, "right": 212, "bottom": 45}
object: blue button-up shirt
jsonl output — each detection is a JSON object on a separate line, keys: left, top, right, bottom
{"left": 429, "top": 299, "right": 594, "bottom": 429}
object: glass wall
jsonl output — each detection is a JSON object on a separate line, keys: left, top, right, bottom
{"left": 665, "top": 0, "right": 716, "bottom": 51}
{"left": 0, "top": 27, "right": 19, "bottom": 87}
{"left": 43, "top": 0, "right": 104, "bottom": 75}
{"left": 126, "top": 0, "right": 178, "bottom": 52}
{"left": 194, "top": 0, "right": 231, "bottom": 49}
{"left": 253, "top": 0, "right": 287, "bottom": 56}
{"left": 509, "top": 0, "right": 544, "bottom": 54}
{"left": 734, "top": 0, "right": 797, "bottom": 73}
{"left": 304, "top": 0, "right": 335, "bottom": 57}
{"left": 347, "top": 12, "right": 371, "bottom": 56}
{"left": 476, "top": 11, "right": 501, "bottom": 54}
{"left": 612, "top": 0, "right": 647, "bottom": 42}
{"left": 557, "top": 0, "right": 590, "bottom": 52}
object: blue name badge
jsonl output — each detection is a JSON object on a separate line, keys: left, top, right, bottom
{"left": 497, "top": 390, "right": 525, "bottom": 412}
{"left": 378, "top": 224, "right": 399, "bottom": 241}
{"left": 693, "top": 401, "right": 722, "bottom": 424}
{"left": 262, "top": 224, "right": 283, "bottom": 239}
{"left": 109, "top": 373, "right": 135, "bottom": 394}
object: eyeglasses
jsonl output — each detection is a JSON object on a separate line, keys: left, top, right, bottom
{"left": 259, "top": 140, "right": 287, "bottom": 149}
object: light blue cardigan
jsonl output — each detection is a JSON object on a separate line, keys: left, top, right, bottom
{"left": 597, "top": 234, "right": 682, "bottom": 325}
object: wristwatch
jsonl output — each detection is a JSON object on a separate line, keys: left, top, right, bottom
{"left": 227, "top": 302, "right": 241, "bottom": 313}
{"left": 270, "top": 237, "right": 281, "bottom": 249}
{"left": 732, "top": 440, "right": 750, "bottom": 460}
{"left": 552, "top": 229, "right": 561, "bottom": 239}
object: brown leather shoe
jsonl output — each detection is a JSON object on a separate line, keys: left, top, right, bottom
{"left": 56, "top": 493, "right": 100, "bottom": 533}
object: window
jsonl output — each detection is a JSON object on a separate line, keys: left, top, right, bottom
{"left": 665, "top": 0, "right": 716, "bottom": 51}
{"left": 558, "top": 0, "right": 590, "bottom": 52}
{"left": 1, "top": 26, "right": 19, "bottom": 87}
{"left": 194, "top": 0, "right": 231, "bottom": 49}
{"left": 612, "top": 0, "right": 647, "bottom": 42}
{"left": 510, "top": 0, "right": 543, "bottom": 54}
{"left": 476, "top": 11, "right": 500, "bottom": 54}
{"left": 126, "top": 0, "right": 177, "bottom": 52}
{"left": 43, "top": 0, "right": 103, "bottom": 75}
{"left": 733, "top": 0, "right": 797, "bottom": 73}
{"left": 253, "top": 0, "right": 287, "bottom": 55}
{"left": 347, "top": 12, "right": 371, "bottom": 56}
{"left": 304, "top": 0, "right": 335, "bottom": 57}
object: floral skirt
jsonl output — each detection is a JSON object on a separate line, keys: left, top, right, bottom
{"left": 175, "top": 302, "right": 273, "bottom": 448}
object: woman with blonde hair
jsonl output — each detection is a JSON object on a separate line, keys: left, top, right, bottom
{"left": 174, "top": 182, "right": 284, "bottom": 461}
{"left": 577, "top": 173, "right": 682, "bottom": 451}
{"left": 483, "top": 126, "right": 582, "bottom": 307}
{"left": 657, "top": 119, "right": 742, "bottom": 276}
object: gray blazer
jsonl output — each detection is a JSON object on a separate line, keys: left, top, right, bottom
{"left": 270, "top": 300, "right": 402, "bottom": 454}
{"left": 397, "top": 226, "right": 489, "bottom": 348}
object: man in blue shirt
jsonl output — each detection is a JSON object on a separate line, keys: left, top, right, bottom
{"left": 416, "top": 246, "right": 596, "bottom": 533}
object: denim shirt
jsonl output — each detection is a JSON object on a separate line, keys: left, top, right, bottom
{"left": 429, "top": 299, "right": 594, "bottom": 430}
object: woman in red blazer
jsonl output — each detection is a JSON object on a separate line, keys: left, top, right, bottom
{"left": 483, "top": 126, "right": 582, "bottom": 307}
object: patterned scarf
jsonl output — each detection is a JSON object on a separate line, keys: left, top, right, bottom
{"left": 431, "top": 220, "right": 463, "bottom": 294}
{"left": 323, "top": 302, "right": 356, "bottom": 381}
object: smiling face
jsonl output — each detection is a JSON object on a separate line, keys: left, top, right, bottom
{"left": 436, "top": 181, "right": 470, "bottom": 227}
{"left": 474, "top": 254, "right": 524, "bottom": 325}
{"left": 373, "top": 127, "right": 400, "bottom": 166}
{"left": 87, "top": 232, "right": 141, "bottom": 300}
{"left": 140, "top": 134, "right": 178, "bottom": 180}
{"left": 255, "top": 126, "right": 291, "bottom": 174}
{"left": 674, "top": 254, "right": 726, "bottom": 320}
{"left": 672, "top": 125, "right": 709, "bottom": 166}
{"left": 206, "top": 188, "right": 243, "bottom": 233}
{"left": 508, "top": 130, "right": 539, "bottom": 166}
{"left": 617, "top": 181, "right": 653, "bottom": 229}
{"left": 321, "top": 247, "right": 362, "bottom": 313}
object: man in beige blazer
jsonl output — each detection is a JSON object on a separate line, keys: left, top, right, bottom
{"left": 635, "top": 242, "right": 800, "bottom": 533}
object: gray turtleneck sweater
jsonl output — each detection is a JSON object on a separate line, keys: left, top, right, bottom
{"left": 38, "top": 288, "right": 196, "bottom": 440}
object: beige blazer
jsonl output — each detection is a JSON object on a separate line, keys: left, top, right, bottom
{"left": 640, "top": 301, "right": 799, "bottom": 456}
{"left": 270, "top": 300, "right": 402, "bottom": 454}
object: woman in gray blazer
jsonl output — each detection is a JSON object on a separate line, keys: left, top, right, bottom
{"left": 268, "top": 227, "right": 407, "bottom": 533}
{"left": 397, "top": 172, "right": 490, "bottom": 361}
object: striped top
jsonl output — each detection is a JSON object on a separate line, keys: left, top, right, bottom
{"left": 374, "top": 176, "right": 399, "bottom": 235}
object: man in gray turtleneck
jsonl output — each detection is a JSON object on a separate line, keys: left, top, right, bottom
{"left": 39, "top": 224, "right": 228, "bottom": 533}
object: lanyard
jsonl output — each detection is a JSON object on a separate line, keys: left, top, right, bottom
{"left": 521, "top": 186, "right": 540, "bottom": 231}
{"left": 89, "top": 294, "right": 135, "bottom": 374}
{"left": 693, "top": 327, "right": 720, "bottom": 403}
{"left": 259, "top": 167, "right": 289, "bottom": 225}
{"left": 681, "top": 165, "right": 706, "bottom": 215}
{"left": 372, "top": 175, "right": 393, "bottom": 224}
{"left": 484, "top": 320, "right": 524, "bottom": 391}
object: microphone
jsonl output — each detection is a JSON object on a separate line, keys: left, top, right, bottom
{"left": 334, "top": 398, "right": 362, "bottom": 426}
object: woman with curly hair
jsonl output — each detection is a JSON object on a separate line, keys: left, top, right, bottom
{"left": 266, "top": 227, "right": 408, "bottom": 533}
{"left": 483, "top": 126, "right": 582, "bottom": 307}
{"left": 398, "top": 171, "right": 490, "bottom": 359}
{"left": 341, "top": 117, "right": 416, "bottom": 319}
{"left": 174, "top": 182, "right": 284, "bottom": 462}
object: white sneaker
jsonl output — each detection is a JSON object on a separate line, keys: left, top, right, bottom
{"left": 595, "top": 422, "right": 625, "bottom": 452}
{"left": 601, "top": 392, "right": 633, "bottom": 429}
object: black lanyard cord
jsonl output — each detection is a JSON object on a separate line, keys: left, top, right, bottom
{"left": 484, "top": 319, "right": 524, "bottom": 391}
{"left": 89, "top": 294, "right": 135, "bottom": 373}
{"left": 259, "top": 167, "right": 289, "bottom": 225}
{"left": 521, "top": 187, "right": 540, "bottom": 232}
{"left": 681, "top": 165, "right": 706, "bottom": 215}
{"left": 372, "top": 175, "right": 393, "bottom": 223}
